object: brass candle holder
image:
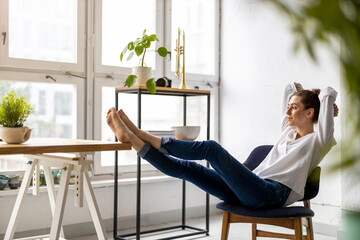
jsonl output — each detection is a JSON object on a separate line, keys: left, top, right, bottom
{"left": 174, "top": 28, "right": 188, "bottom": 89}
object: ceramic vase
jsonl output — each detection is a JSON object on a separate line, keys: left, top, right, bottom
{"left": 0, "top": 126, "right": 32, "bottom": 144}
{"left": 132, "top": 66, "right": 151, "bottom": 87}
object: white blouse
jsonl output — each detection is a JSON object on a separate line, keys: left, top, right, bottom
{"left": 252, "top": 83, "right": 338, "bottom": 206}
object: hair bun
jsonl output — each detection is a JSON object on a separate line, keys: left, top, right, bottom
{"left": 311, "top": 89, "right": 321, "bottom": 95}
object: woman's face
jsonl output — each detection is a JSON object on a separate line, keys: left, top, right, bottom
{"left": 286, "top": 95, "right": 313, "bottom": 127}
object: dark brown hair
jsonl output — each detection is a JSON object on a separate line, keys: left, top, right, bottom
{"left": 292, "top": 90, "right": 320, "bottom": 123}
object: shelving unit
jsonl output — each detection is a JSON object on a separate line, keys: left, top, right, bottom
{"left": 114, "top": 86, "right": 211, "bottom": 240}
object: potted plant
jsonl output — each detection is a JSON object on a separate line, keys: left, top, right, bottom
{"left": 120, "top": 29, "right": 168, "bottom": 93}
{"left": 0, "top": 90, "right": 34, "bottom": 144}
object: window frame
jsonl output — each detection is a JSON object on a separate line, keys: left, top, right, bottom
{"left": 93, "top": 0, "right": 165, "bottom": 79}
{"left": 0, "top": 0, "right": 86, "bottom": 73}
{"left": 0, "top": 0, "right": 220, "bottom": 176}
{"left": 0, "top": 69, "right": 86, "bottom": 138}
{"left": 164, "top": 0, "right": 220, "bottom": 84}
{"left": 92, "top": 0, "right": 220, "bottom": 175}
{"left": 0, "top": 69, "right": 86, "bottom": 175}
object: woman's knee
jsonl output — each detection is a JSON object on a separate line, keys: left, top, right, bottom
{"left": 204, "top": 140, "right": 221, "bottom": 149}
{"left": 203, "top": 140, "right": 222, "bottom": 157}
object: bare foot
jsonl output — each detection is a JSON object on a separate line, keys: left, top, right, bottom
{"left": 117, "top": 108, "right": 162, "bottom": 150}
{"left": 106, "top": 107, "right": 131, "bottom": 143}
{"left": 117, "top": 109, "right": 140, "bottom": 135}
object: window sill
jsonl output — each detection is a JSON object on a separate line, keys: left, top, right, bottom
{"left": 0, "top": 175, "right": 176, "bottom": 197}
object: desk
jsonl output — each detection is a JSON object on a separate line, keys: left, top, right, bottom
{"left": 2, "top": 138, "right": 131, "bottom": 240}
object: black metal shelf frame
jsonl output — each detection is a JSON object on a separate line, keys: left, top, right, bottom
{"left": 113, "top": 87, "right": 211, "bottom": 240}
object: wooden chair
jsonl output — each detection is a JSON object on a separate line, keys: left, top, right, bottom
{"left": 216, "top": 145, "right": 320, "bottom": 240}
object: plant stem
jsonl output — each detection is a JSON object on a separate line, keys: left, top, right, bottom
{"left": 141, "top": 48, "right": 146, "bottom": 67}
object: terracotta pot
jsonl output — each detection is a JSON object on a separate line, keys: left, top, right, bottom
{"left": 0, "top": 126, "right": 32, "bottom": 144}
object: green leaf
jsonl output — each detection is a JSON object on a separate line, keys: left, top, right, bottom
{"left": 120, "top": 45, "right": 128, "bottom": 61}
{"left": 142, "top": 29, "right": 147, "bottom": 36}
{"left": 148, "top": 34, "right": 157, "bottom": 41}
{"left": 120, "top": 52, "right": 124, "bottom": 62}
{"left": 126, "top": 75, "right": 138, "bottom": 88}
{"left": 135, "top": 38, "right": 142, "bottom": 45}
{"left": 135, "top": 45, "right": 144, "bottom": 56}
{"left": 127, "top": 52, "right": 134, "bottom": 61}
{"left": 146, "top": 78, "right": 156, "bottom": 94}
{"left": 128, "top": 42, "right": 135, "bottom": 51}
{"left": 142, "top": 38, "right": 151, "bottom": 48}
{"left": 157, "top": 47, "right": 168, "bottom": 57}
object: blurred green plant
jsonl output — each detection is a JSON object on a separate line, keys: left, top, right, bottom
{"left": 0, "top": 90, "right": 34, "bottom": 127}
{"left": 120, "top": 29, "right": 168, "bottom": 93}
{"left": 265, "top": 0, "right": 360, "bottom": 170}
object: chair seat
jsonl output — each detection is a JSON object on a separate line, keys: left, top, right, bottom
{"left": 216, "top": 202, "right": 314, "bottom": 219}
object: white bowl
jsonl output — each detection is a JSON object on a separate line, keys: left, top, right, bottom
{"left": 172, "top": 126, "right": 200, "bottom": 140}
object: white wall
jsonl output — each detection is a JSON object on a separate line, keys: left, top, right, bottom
{"left": 220, "top": 0, "right": 342, "bottom": 232}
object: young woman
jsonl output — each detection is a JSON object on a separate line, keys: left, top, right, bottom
{"left": 106, "top": 82, "right": 338, "bottom": 209}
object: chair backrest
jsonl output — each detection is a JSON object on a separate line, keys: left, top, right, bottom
{"left": 243, "top": 145, "right": 321, "bottom": 201}
{"left": 243, "top": 145, "right": 273, "bottom": 171}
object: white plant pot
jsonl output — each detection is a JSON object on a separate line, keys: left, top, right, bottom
{"left": 132, "top": 66, "right": 151, "bottom": 87}
{"left": 0, "top": 126, "right": 32, "bottom": 144}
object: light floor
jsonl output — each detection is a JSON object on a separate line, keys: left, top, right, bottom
{"left": 70, "top": 214, "right": 336, "bottom": 240}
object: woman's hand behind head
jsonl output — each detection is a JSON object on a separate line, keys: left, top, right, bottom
{"left": 333, "top": 103, "right": 339, "bottom": 117}
{"left": 311, "top": 88, "right": 321, "bottom": 95}
{"left": 294, "top": 82, "right": 303, "bottom": 91}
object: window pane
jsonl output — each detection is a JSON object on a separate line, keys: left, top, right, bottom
{"left": 0, "top": 81, "right": 77, "bottom": 170}
{"left": 172, "top": 0, "right": 216, "bottom": 75}
{"left": 102, "top": 0, "right": 157, "bottom": 68}
{"left": 9, "top": 0, "right": 78, "bottom": 63}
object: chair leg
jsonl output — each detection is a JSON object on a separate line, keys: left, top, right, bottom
{"left": 221, "top": 211, "right": 230, "bottom": 240}
{"left": 294, "top": 218, "right": 303, "bottom": 240}
{"left": 252, "top": 223, "right": 257, "bottom": 240}
{"left": 305, "top": 217, "right": 314, "bottom": 240}
{"left": 304, "top": 201, "right": 314, "bottom": 240}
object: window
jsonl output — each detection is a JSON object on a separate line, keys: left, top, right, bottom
{"left": 92, "top": 0, "right": 219, "bottom": 174}
{"left": 9, "top": 0, "right": 77, "bottom": 63}
{"left": 55, "top": 92, "right": 73, "bottom": 115}
{"left": 0, "top": 0, "right": 219, "bottom": 176}
{"left": 0, "top": 0, "right": 85, "bottom": 72}
{"left": 0, "top": 80, "right": 79, "bottom": 171}
{"left": 38, "top": 91, "right": 46, "bottom": 115}
{"left": 94, "top": 0, "right": 163, "bottom": 76}
{"left": 171, "top": 0, "right": 217, "bottom": 76}
{"left": 101, "top": 0, "right": 157, "bottom": 68}
{"left": 0, "top": 80, "right": 77, "bottom": 139}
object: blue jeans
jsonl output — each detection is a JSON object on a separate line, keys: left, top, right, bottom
{"left": 138, "top": 137, "right": 291, "bottom": 209}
